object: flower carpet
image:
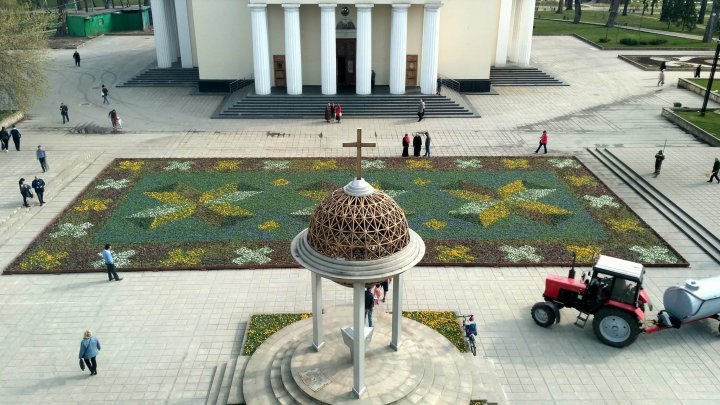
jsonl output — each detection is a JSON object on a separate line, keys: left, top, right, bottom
{"left": 7, "top": 157, "right": 686, "bottom": 274}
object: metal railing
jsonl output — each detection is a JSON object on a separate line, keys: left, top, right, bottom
{"left": 229, "top": 73, "right": 255, "bottom": 93}
{"left": 437, "top": 74, "right": 460, "bottom": 93}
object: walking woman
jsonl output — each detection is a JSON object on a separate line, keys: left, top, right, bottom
{"left": 19, "top": 178, "right": 32, "bottom": 208}
{"left": 402, "top": 133, "right": 410, "bottom": 157}
{"left": 79, "top": 330, "right": 101, "bottom": 375}
{"left": 335, "top": 104, "right": 343, "bottom": 123}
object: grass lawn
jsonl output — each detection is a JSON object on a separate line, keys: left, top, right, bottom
{"left": 689, "top": 79, "right": 720, "bottom": 92}
{"left": 675, "top": 110, "right": 720, "bottom": 139}
{"left": 533, "top": 19, "right": 716, "bottom": 49}
{"left": 7, "top": 157, "right": 685, "bottom": 274}
{"left": 536, "top": 9, "right": 705, "bottom": 36}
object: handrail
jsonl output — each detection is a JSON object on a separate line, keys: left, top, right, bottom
{"left": 229, "top": 73, "right": 254, "bottom": 93}
{"left": 437, "top": 74, "right": 460, "bottom": 93}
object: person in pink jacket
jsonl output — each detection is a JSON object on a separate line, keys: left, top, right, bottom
{"left": 535, "top": 130, "right": 548, "bottom": 154}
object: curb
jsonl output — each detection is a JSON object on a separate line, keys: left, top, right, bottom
{"left": 0, "top": 111, "right": 25, "bottom": 128}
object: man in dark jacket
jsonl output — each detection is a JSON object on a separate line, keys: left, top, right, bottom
{"left": 365, "top": 287, "right": 375, "bottom": 327}
{"left": 654, "top": 150, "right": 665, "bottom": 176}
{"left": 73, "top": 50, "right": 81, "bottom": 67}
{"left": 412, "top": 133, "right": 422, "bottom": 157}
{"left": 708, "top": 158, "right": 720, "bottom": 183}
{"left": 10, "top": 124, "right": 21, "bottom": 151}
{"left": 31, "top": 176, "right": 46, "bottom": 205}
{"left": 0, "top": 126, "right": 9, "bottom": 152}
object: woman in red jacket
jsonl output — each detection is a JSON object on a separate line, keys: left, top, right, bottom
{"left": 535, "top": 130, "right": 548, "bottom": 154}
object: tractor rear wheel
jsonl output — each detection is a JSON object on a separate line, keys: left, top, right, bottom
{"left": 592, "top": 307, "right": 640, "bottom": 348}
{"left": 531, "top": 302, "right": 556, "bottom": 327}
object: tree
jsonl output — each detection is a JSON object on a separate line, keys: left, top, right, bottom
{"left": 566, "top": 0, "right": 573, "bottom": 11}
{"left": 556, "top": 0, "right": 564, "bottom": 13}
{"left": 622, "top": 0, "right": 630, "bottom": 16}
{"left": 573, "top": 0, "right": 582, "bottom": 23}
{"left": 699, "top": 0, "right": 708, "bottom": 23}
{"left": 704, "top": 0, "right": 720, "bottom": 41}
{"left": 651, "top": 0, "right": 658, "bottom": 15}
{"left": 678, "top": 0, "right": 698, "bottom": 31}
{"left": 606, "top": 0, "right": 622, "bottom": 27}
{"left": 0, "top": 0, "right": 54, "bottom": 112}
{"left": 56, "top": 0, "right": 67, "bottom": 36}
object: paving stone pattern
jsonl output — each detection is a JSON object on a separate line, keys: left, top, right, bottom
{"left": 1, "top": 35, "right": 720, "bottom": 404}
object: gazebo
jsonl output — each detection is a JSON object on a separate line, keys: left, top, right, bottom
{"left": 290, "top": 129, "right": 426, "bottom": 398}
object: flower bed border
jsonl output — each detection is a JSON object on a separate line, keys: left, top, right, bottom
{"left": 4, "top": 156, "right": 688, "bottom": 275}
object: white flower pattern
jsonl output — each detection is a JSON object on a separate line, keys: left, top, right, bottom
{"left": 50, "top": 222, "right": 94, "bottom": 238}
{"left": 263, "top": 160, "right": 290, "bottom": 171}
{"left": 232, "top": 247, "right": 273, "bottom": 265}
{"left": 629, "top": 246, "right": 678, "bottom": 263}
{"left": 583, "top": 195, "right": 620, "bottom": 209}
{"left": 548, "top": 158, "right": 580, "bottom": 169}
{"left": 455, "top": 159, "right": 483, "bottom": 169}
{"left": 361, "top": 160, "right": 386, "bottom": 170}
{"left": 499, "top": 245, "right": 543, "bottom": 263}
{"left": 95, "top": 178, "right": 130, "bottom": 190}
{"left": 91, "top": 250, "right": 137, "bottom": 269}
{"left": 163, "top": 161, "right": 194, "bottom": 171}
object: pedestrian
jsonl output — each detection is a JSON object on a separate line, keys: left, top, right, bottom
{"left": 654, "top": 150, "right": 665, "bottom": 176}
{"left": 31, "top": 175, "right": 46, "bottom": 206}
{"left": 101, "top": 84, "right": 109, "bottom": 104}
{"left": 708, "top": 158, "right": 720, "bottom": 183}
{"left": 423, "top": 132, "right": 431, "bottom": 157}
{"left": 402, "top": 133, "right": 410, "bottom": 157}
{"left": 335, "top": 104, "right": 342, "bottom": 123}
{"left": 73, "top": 50, "right": 81, "bottom": 67}
{"left": 417, "top": 98, "right": 426, "bottom": 122}
{"left": 659, "top": 61, "right": 667, "bottom": 71}
{"left": 36, "top": 145, "right": 48, "bottom": 172}
{"left": 10, "top": 124, "right": 21, "bottom": 151}
{"left": 330, "top": 103, "right": 336, "bottom": 121}
{"left": 108, "top": 109, "right": 118, "bottom": 128}
{"left": 365, "top": 286, "right": 375, "bottom": 327}
{"left": 413, "top": 132, "right": 422, "bottom": 157}
{"left": 381, "top": 278, "right": 390, "bottom": 302}
{"left": 436, "top": 77, "right": 442, "bottom": 95}
{"left": 78, "top": 330, "right": 100, "bottom": 376}
{"left": 371, "top": 69, "right": 376, "bottom": 92}
{"left": 0, "top": 126, "right": 9, "bottom": 152}
{"left": 695, "top": 64, "right": 702, "bottom": 78}
{"left": 373, "top": 284, "right": 382, "bottom": 305}
{"left": 60, "top": 102, "right": 69, "bottom": 124}
{"left": 535, "top": 130, "right": 548, "bottom": 154}
{"left": 102, "top": 243, "right": 123, "bottom": 281}
{"left": 19, "top": 178, "right": 32, "bottom": 208}
{"left": 324, "top": 103, "right": 331, "bottom": 123}
{"left": 657, "top": 68, "right": 665, "bottom": 86}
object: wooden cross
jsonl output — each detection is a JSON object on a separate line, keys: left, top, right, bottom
{"left": 342, "top": 128, "right": 376, "bottom": 180}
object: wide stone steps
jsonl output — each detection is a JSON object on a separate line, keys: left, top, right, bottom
{"left": 588, "top": 147, "right": 720, "bottom": 264}
{"left": 490, "top": 66, "right": 566, "bottom": 86}
{"left": 216, "top": 94, "right": 474, "bottom": 119}
{"left": 119, "top": 67, "right": 199, "bottom": 87}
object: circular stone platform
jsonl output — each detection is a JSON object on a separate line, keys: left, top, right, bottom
{"left": 242, "top": 305, "right": 476, "bottom": 404}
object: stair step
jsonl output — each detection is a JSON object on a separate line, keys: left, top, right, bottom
{"left": 490, "top": 66, "right": 565, "bottom": 86}
{"left": 217, "top": 358, "right": 237, "bottom": 405}
{"left": 120, "top": 67, "right": 199, "bottom": 87}
{"left": 206, "top": 363, "right": 227, "bottom": 405}
{"left": 226, "top": 356, "right": 249, "bottom": 405}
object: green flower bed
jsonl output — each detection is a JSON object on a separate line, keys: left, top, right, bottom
{"left": 6, "top": 157, "right": 685, "bottom": 274}
{"left": 403, "top": 310, "right": 466, "bottom": 353}
{"left": 674, "top": 110, "right": 720, "bottom": 140}
{"left": 242, "top": 313, "right": 311, "bottom": 356}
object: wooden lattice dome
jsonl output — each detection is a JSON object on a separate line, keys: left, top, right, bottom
{"left": 307, "top": 186, "right": 410, "bottom": 261}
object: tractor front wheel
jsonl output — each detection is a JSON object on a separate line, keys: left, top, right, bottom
{"left": 592, "top": 307, "right": 640, "bottom": 348}
{"left": 531, "top": 302, "right": 556, "bottom": 327}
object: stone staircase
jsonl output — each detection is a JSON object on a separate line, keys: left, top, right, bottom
{"left": 216, "top": 94, "right": 475, "bottom": 119}
{"left": 490, "top": 66, "right": 566, "bottom": 86}
{"left": 205, "top": 308, "right": 503, "bottom": 404}
{"left": 119, "top": 67, "right": 199, "bottom": 87}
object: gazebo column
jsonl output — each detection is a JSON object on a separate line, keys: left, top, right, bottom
{"left": 311, "top": 273, "right": 324, "bottom": 351}
{"left": 320, "top": 4, "right": 337, "bottom": 95}
{"left": 352, "top": 282, "right": 366, "bottom": 398}
{"left": 391, "top": 274, "right": 403, "bottom": 350}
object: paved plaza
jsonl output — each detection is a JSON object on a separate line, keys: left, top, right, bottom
{"left": 2, "top": 34, "right": 720, "bottom": 404}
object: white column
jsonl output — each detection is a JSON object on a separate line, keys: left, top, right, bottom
{"left": 419, "top": 3, "right": 441, "bottom": 95}
{"left": 495, "top": 0, "right": 512, "bottom": 67}
{"left": 391, "top": 274, "right": 403, "bottom": 351}
{"left": 150, "top": 0, "right": 172, "bottom": 68}
{"left": 283, "top": 4, "right": 303, "bottom": 95}
{"left": 355, "top": 4, "right": 373, "bottom": 95}
{"left": 311, "top": 273, "right": 324, "bottom": 351}
{"left": 352, "top": 282, "right": 366, "bottom": 398}
{"left": 508, "top": 0, "right": 523, "bottom": 63}
{"left": 166, "top": 0, "right": 180, "bottom": 63}
{"left": 173, "top": 0, "right": 194, "bottom": 68}
{"left": 516, "top": 0, "right": 536, "bottom": 67}
{"left": 320, "top": 4, "right": 337, "bottom": 95}
{"left": 389, "top": 4, "right": 409, "bottom": 95}
{"left": 249, "top": 4, "right": 272, "bottom": 95}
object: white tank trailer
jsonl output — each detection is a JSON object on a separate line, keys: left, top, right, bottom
{"left": 663, "top": 275, "right": 720, "bottom": 322}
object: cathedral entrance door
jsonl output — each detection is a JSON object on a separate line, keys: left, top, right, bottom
{"left": 336, "top": 38, "right": 356, "bottom": 90}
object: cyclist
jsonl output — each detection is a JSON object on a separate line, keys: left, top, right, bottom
{"left": 464, "top": 315, "right": 477, "bottom": 338}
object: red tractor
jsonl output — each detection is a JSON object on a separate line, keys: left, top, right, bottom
{"left": 531, "top": 255, "right": 652, "bottom": 347}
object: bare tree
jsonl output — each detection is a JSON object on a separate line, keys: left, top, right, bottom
{"left": 704, "top": 0, "right": 720, "bottom": 41}
{"left": 699, "top": 0, "right": 708, "bottom": 23}
{"left": 566, "top": 0, "right": 573, "bottom": 11}
{"left": 556, "top": 0, "right": 564, "bottom": 13}
{"left": 606, "top": 0, "right": 622, "bottom": 26}
{"left": 0, "top": 1, "right": 54, "bottom": 111}
{"left": 56, "top": 0, "right": 67, "bottom": 36}
{"left": 573, "top": 0, "right": 582, "bottom": 23}
{"left": 622, "top": 0, "right": 630, "bottom": 15}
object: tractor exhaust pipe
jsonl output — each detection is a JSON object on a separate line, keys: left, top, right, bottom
{"left": 567, "top": 252, "right": 577, "bottom": 279}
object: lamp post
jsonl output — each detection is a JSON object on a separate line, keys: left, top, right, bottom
{"left": 700, "top": 36, "right": 720, "bottom": 116}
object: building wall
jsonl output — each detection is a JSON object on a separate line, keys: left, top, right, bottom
{"left": 192, "top": 0, "right": 253, "bottom": 80}
{"left": 300, "top": 7, "right": 321, "bottom": 85}
{"left": 371, "top": 4, "right": 391, "bottom": 86}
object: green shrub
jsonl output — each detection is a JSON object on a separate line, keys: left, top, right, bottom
{"left": 619, "top": 38, "right": 639, "bottom": 45}
{"left": 619, "top": 37, "right": 668, "bottom": 46}
{"left": 597, "top": 37, "right": 611, "bottom": 43}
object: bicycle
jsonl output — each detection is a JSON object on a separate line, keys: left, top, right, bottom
{"left": 458, "top": 314, "right": 477, "bottom": 356}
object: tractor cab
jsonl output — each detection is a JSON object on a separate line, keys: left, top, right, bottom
{"left": 584, "top": 255, "right": 645, "bottom": 307}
